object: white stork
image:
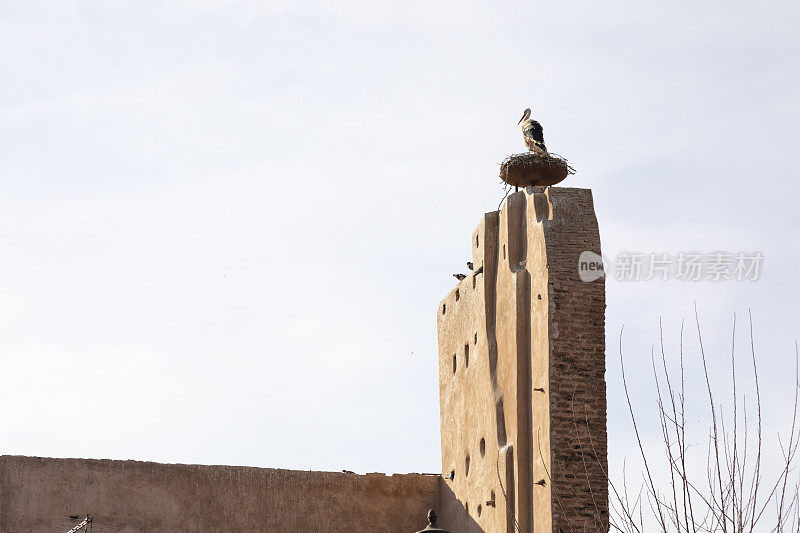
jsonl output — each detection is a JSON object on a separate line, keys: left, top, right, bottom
{"left": 518, "top": 108, "right": 548, "bottom": 155}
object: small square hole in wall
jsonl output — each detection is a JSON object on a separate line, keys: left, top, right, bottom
{"left": 464, "top": 344, "right": 469, "bottom": 367}
{"left": 480, "top": 437, "right": 486, "bottom": 457}
{"left": 442, "top": 303, "right": 446, "bottom": 315}
{"left": 472, "top": 275, "right": 476, "bottom": 289}
{"left": 452, "top": 354, "right": 457, "bottom": 374}
{"left": 476, "top": 234, "right": 479, "bottom": 248}
{"left": 474, "top": 332, "right": 478, "bottom": 344}
{"left": 503, "top": 245, "right": 506, "bottom": 260}
{"left": 455, "top": 289, "right": 460, "bottom": 302}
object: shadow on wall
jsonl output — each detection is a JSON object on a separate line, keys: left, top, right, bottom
{"left": 439, "top": 481, "right": 485, "bottom": 533}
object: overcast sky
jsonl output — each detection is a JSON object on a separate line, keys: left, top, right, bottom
{"left": 1, "top": 1, "right": 799, "bottom": 479}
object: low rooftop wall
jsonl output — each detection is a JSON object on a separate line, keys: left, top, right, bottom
{"left": 0, "top": 455, "right": 439, "bottom": 532}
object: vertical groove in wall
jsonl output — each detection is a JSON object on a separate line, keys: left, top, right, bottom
{"left": 484, "top": 211, "right": 507, "bottom": 448}
{"left": 507, "top": 192, "right": 533, "bottom": 533}
{"left": 502, "top": 445, "right": 516, "bottom": 533}
{"left": 515, "top": 269, "right": 533, "bottom": 533}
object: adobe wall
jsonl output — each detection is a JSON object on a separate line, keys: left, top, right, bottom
{"left": 0, "top": 455, "right": 439, "bottom": 533}
{"left": 437, "top": 186, "right": 608, "bottom": 532}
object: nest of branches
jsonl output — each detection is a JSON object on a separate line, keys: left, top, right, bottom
{"left": 499, "top": 152, "right": 575, "bottom": 188}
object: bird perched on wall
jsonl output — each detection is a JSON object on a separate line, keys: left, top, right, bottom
{"left": 467, "top": 261, "right": 473, "bottom": 270}
{"left": 518, "top": 108, "right": 548, "bottom": 155}
{"left": 453, "top": 273, "right": 467, "bottom": 281}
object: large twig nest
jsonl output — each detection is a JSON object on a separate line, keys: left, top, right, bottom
{"left": 499, "top": 152, "right": 575, "bottom": 188}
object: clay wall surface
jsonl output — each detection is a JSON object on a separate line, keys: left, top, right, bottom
{"left": 0, "top": 455, "right": 439, "bottom": 533}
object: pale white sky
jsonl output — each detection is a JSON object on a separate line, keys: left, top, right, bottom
{"left": 1, "top": 1, "right": 799, "bottom": 479}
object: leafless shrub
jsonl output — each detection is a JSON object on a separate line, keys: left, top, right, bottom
{"left": 611, "top": 307, "right": 800, "bottom": 533}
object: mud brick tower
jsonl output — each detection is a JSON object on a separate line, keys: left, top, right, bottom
{"left": 436, "top": 186, "right": 608, "bottom": 532}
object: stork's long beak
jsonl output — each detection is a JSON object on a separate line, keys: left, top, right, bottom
{"left": 517, "top": 113, "right": 525, "bottom": 125}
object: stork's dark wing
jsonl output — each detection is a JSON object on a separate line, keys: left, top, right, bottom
{"left": 524, "top": 120, "right": 545, "bottom": 143}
